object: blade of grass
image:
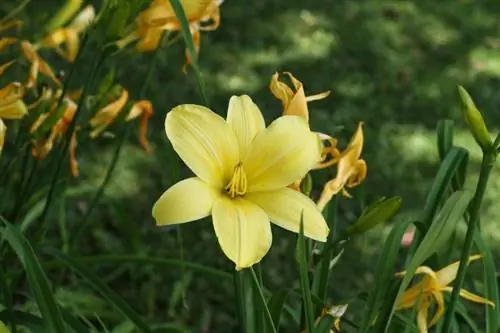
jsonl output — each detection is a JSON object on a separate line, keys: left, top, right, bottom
{"left": 298, "top": 215, "right": 316, "bottom": 333}
{"left": 250, "top": 267, "right": 277, "bottom": 333}
{"left": 71, "top": 32, "right": 167, "bottom": 248}
{"left": 474, "top": 227, "right": 499, "bottom": 333}
{"left": 0, "top": 217, "right": 66, "bottom": 333}
{"left": 44, "top": 248, "right": 152, "bottom": 333}
{"left": 41, "top": 254, "right": 231, "bottom": 280}
{"left": 358, "top": 218, "right": 414, "bottom": 332}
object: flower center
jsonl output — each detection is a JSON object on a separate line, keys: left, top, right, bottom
{"left": 224, "top": 162, "right": 247, "bottom": 198}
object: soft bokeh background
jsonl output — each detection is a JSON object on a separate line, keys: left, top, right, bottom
{"left": 4, "top": 0, "right": 500, "bottom": 331}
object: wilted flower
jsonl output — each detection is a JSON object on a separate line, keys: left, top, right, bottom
{"left": 40, "top": 5, "right": 95, "bottom": 62}
{"left": 270, "top": 72, "right": 330, "bottom": 122}
{"left": 30, "top": 91, "right": 79, "bottom": 176}
{"left": 0, "top": 82, "right": 28, "bottom": 151}
{"left": 89, "top": 88, "right": 153, "bottom": 152}
{"left": 317, "top": 122, "right": 366, "bottom": 211}
{"left": 396, "top": 255, "right": 494, "bottom": 333}
{"left": 270, "top": 72, "right": 333, "bottom": 191}
{"left": 152, "top": 95, "right": 329, "bottom": 269}
{"left": 20, "top": 41, "right": 61, "bottom": 89}
{"left": 119, "top": 0, "right": 221, "bottom": 67}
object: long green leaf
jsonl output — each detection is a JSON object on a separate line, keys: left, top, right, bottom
{"left": 358, "top": 218, "right": 414, "bottom": 332}
{"left": 298, "top": 216, "right": 316, "bottom": 333}
{"left": 436, "top": 119, "right": 455, "bottom": 160}
{"left": 250, "top": 267, "right": 277, "bottom": 333}
{"left": 42, "top": 254, "right": 231, "bottom": 279}
{"left": 474, "top": 228, "right": 499, "bottom": 333}
{"left": 0, "top": 218, "right": 66, "bottom": 333}
{"left": 267, "top": 288, "right": 293, "bottom": 329}
{"left": 44, "top": 248, "right": 152, "bottom": 333}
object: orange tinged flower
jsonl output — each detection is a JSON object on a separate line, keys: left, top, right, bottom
{"left": 89, "top": 89, "right": 153, "bottom": 152}
{"left": 120, "top": 0, "right": 221, "bottom": 67}
{"left": 316, "top": 122, "right": 367, "bottom": 211}
{"left": 89, "top": 89, "right": 129, "bottom": 138}
{"left": 30, "top": 93, "right": 80, "bottom": 177}
{"left": 20, "top": 41, "right": 61, "bottom": 89}
{"left": 41, "top": 5, "right": 95, "bottom": 62}
{"left": 270, "top": 72, "right": 330, "bottom": 122}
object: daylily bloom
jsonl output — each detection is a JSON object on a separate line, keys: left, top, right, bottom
{"left": 40, "top": 5, "right": 95, "bottom": 62}
{"left": 0, "top": 82, "right": 28, "bottom": 151}
{"left": 396, "top": 255, "right": 495, "bottom": 333}
{"left": 20, "top": 41, "right": 61, "bottom": 89}
{"left": 119, "top": 0, "right": 221, "bottom": 67}
{"left": 302, "top": 304, "right": 347, "bottom": 333}
{"left": 30, "top": 92, "right": 79, "bottom": 176}
{"left": 89, "top": 89, "right": 153, "bottom": 152}
{"left": 152, "top": 95, "right": 329, "bottom": 269}
{"left": 270, "top": 72, "right": 334, "bottom": 190}
{"left": 270, "top": 72, "right": 330, "bottom": 122}
{"left": 316, "top": 122, "right": 366, "bottom": 211}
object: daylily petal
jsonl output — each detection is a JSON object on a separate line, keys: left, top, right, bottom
{"left": 428, "top": 290, "right": 445, "bottom": 327}
{"left": 245, "top": 187, "right": 328, "bottom": 241}
{"left": 0, "top": 119, "right": 6, "bottom": 151}
{"left": 152, "top": 177, "right": 220, "bottom": 225}
{"left": 436, "top": 254, "right": 483, "bottom": 287}
{"left": 0, "top": 83, "right": 27, "bottom": 119}
{"left": 165, "top": 104, "right": 239, "bottom": 188}
{"left": 89, "top": 89, "right": 129, "bottom": 138}
{"left": 416, "top": 299, "right": 429, "bottom": 333}
{"left": 243, "top": 115, "right": 321, "bottom": 192}
{"left": 396, "top": 281, "right": 427, "bottom": 310}
{"left": 226, "top": 95, "right": 265, "bottom": 157}
{"left": 458, "top": 288, "right": 495, "bottom": 307}
{"left": 212, "top": 196, "right": 271, "bottom": 269}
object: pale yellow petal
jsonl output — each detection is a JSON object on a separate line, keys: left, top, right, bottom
{"left": 243, "top": 116, "right": 321, "bottom": 192}
{"left": 428, "top": 290, "right": 445, "bottom": 327}
{"left": 245, "top": 187, "right": 328, "bottom": 241}
{"left": 417, "top": 299, "right": 429, "bottom": 333}
{"left": 459, "top": 288, "right": 495, "bottom": 307}
{"left": 152, "top": 177, "right": 220, "bottom": 225}
{"left": 436, "top": 254, "right": 483, "bottom": 287}
{"left": 0, "top": 119, "right": 6, "bottom": 151}
{"left": 212, "top": 196, "right": 272, "bottom": 269}
{"left": 165, "top": 104, "right": 239, "bottom": 188}
{"left": 226, "top": 95, "right": 265, "bottom": 157}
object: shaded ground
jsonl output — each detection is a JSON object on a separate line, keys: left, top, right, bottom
{"left": 3, "top": 0, "right": 500, "bottom": 331}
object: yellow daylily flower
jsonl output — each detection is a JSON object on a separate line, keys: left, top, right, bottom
{"left": 152, "top": 95, "right": 329, "bottom": 269}
{"left": 120, "top": 0, "right": 221, "bottom": 67}
{"left": 30, "top": 93, "right": 79, "bottom": 177}
{"left": 270, "top": 72, "right": 330, "bottom": 122}
{"left": 396, "top": 255, "right": 495, "bottom": 333}
{"left": 270, "top": 72, "right": 333, "bottom": 191}
{"left": 89, "top": 89, "right": 153, "bottom": 152}
{"left": 316, "top": 122, "right": 366, "bottom": 211}
{"left": 20, "top": 41, "right": 61, "bottom": 89}
{"left": 41, "top": 5, "right": 95, "bottom": 62}
{"left": 0, "top": 82, "right": 28, "bottom": 151}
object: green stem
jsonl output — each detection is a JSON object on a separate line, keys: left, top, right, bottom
{"left": 234, "top": 270, "right": 248, "bottom": 332}
{"left": 250, "top": 267, "right": 277, "bottom": 333}
{"left": 38, "top": 34, "right": 102, "bottom": 227}
{"left": 441, "top": 151, "right": 496, "bottom": 332}
{"left": 70, "top": 33, "right": 166, "bottom": 248}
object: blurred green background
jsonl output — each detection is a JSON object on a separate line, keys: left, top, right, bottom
{"left": 3, "top": 0, "right": 500, "bottom": 331}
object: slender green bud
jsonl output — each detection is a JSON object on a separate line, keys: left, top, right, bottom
{"left": 458, "top": 85, "right": 492, "bottom": 151}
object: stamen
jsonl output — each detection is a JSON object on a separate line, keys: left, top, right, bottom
{"left": 225, "top": 162, "right": 247, "bottom": 198}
